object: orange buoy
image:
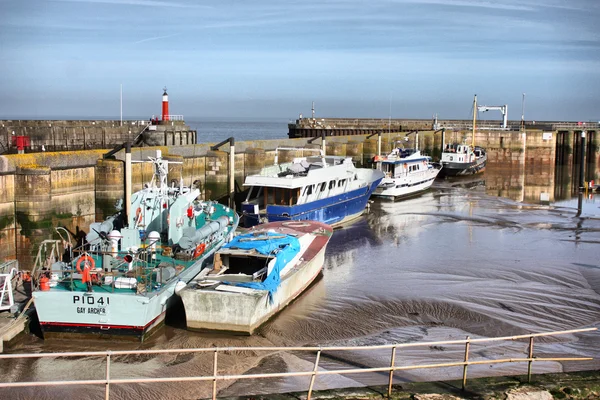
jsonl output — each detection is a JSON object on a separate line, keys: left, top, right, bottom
{"left": 40, "top": 276, "right": 50, "bottom": 291}
{"left": 193, "top": 243, "right": 206, "bottom": 258}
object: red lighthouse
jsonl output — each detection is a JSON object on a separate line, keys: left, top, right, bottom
{"left": 161, "top": 87, "right": 169, "bottom": 121}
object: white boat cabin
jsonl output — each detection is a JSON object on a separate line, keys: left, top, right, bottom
{"left": 441, "top": 143, "right": 476, "bottom": 163}
{"left": 243, "top": 155, "right": 364, "bottom": 211}
{"left": 379, "top": 158, "right": 431, "bottom": 180}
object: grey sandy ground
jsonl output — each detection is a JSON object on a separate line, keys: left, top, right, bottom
{"left": 220, "top": 371, "right": 600, "bottom": 400}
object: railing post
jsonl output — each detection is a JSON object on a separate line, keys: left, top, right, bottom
{"left": 527, "top": 336, "right": 534, "bottom": 383}
{"left": 388, "top": 345, "right": 397, "bottom": 398}
{"left": 212, "top": 349, "right": 218, "bottom": 400}
{"left": 307, "top": 348, "right": 322, "bottom": 400}
{"left": 462, "top": 336, "right": 470, "bottom": 390}
{"left": 105, "top": 351, "right": 111, "bottom": 400}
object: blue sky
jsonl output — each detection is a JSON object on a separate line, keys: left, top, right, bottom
{"left": 0, "top": 0, "right": 599, "bottom": 121}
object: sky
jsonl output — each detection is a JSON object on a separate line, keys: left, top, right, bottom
{"left": 0, "top": 0, "right": 599, "bottom": 121}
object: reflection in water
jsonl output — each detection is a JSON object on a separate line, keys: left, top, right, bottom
{"left": 3, "top": 166, "right": 600, "bottom": 399}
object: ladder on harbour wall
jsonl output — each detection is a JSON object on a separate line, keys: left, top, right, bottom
{"left": 0, "top": 260, "right": 18, "bottom": 312}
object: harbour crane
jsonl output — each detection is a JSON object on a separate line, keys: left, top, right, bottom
{"left": 477, "top": 104, "right": 508, "bottom": 129}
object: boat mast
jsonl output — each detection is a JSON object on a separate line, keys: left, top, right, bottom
{"left": 472, "top": 94, "right": 477, "bottom": 148}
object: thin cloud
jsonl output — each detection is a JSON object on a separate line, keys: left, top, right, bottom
{"left": 132, "top": 33, "right": 181, "bottom": 44}
{"left": 52, "top": 0, "right": 206, "bottom": 8}
{"left": 396, "top": 0, "right": 534, "bottom": 11}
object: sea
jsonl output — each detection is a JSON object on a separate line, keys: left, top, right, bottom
{"left": 186, "top": 117, "right": 291, "bottom": 144}
{"left": 2, "top": 118, "right": 600, "bottom": 399}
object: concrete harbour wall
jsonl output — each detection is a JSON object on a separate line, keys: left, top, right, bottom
{"left": 0, "top": 129, "right": 597, "bottom": 265}
{"left": 0, "top": 119, "right": 196, "bottom": 153}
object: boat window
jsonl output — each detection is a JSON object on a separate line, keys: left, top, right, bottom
{"left": 274, "top": 188, "right": 286, "bottom": 205}
{"left": 329, "top": 180, "right": 335, "bottom": 190}
{"left": 265, "top": 187, "right": 275, "bottom": 205}
{"left": 245, "top": 186, "right": 264, "bottom": 203}
{"left": 338, "top": 179, "right": 346, "bottom": 187}
{"left": 304, "top": 185, "right": 313, "bottom": 196}
{"left": 320, "top": 182, "right": 327, "bottom": 192}
{"left": 282, "top": 188, "right": 296, "bottom": 205}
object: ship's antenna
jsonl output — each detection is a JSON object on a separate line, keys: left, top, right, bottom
{"left": 388, "top": 92, "right": 392, "bottom": 148}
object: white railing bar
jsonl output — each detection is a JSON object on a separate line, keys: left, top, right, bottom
{"left": 0, "top": 356, "right": 592, "bottom": 389}
{"left": 0, "top": 327, "right": 595, "bottom": 360}
{"left": 105, "top": 351, "right": 111, "bottom": 400}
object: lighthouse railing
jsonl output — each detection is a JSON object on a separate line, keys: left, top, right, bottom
{"left": 163, "top": 115, "right": 184, "bottom": 121}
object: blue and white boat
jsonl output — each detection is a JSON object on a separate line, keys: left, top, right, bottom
{"left": 32, "top": 150, "right": 239, "bottom": 341}
{"left": 373, "top": 148, "right": 442, "bottom": 199}
{"left": 241, "top": 148, "right": 384, "bottom": 228}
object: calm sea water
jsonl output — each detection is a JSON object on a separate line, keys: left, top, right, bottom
{"left": 187, "top": 117, "right": 291, "bottom": 144}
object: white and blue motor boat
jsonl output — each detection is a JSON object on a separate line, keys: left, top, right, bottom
{"left": 373, "top": 148, "right": 442, "bottom": 200}
{"left": 241, "top": 148, "right": 384, "bottom": 227}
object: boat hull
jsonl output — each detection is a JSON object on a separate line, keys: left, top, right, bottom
{"left": 243, "top": 178, "right": 382, "bottom": 228}
{"left": 33, "top": 242, "right": 221, "bottom": 341}
{"left": 439, "top": 156, "right": 487, "bottom": 177}
{"left": 180, "top": 224, "right": 331, "bottom": 334}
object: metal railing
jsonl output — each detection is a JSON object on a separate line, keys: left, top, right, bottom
{"left": 552, "top": 122, "right": 600, "bottom": 130}
{"left": 0, "top": 327, "right": 595, "bottom": 399}
{"left": 163, "top": 115, "right": 184, "bottom": 121}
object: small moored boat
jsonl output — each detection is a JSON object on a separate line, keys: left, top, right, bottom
{"left": 178, "top": 220, "right": 333, "bottom": 334}
{"left": 372, "top": 148, "right": 442, "bottom": 199}
{"left": 439, "top": 95, "right": 487, "bottom": 177}
{"left": 32, "top": 150, "right": 239, "bottom": 341}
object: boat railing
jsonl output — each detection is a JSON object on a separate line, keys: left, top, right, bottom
{"left": 0, "top": 327, "right": 595, "bottom": 399}
{"left": 33, "top": 238, "right": 158, "bottom": 294}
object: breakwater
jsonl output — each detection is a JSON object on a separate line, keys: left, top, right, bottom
{"left": 0, "top": 119, "right": 196, "bottom": 153}
{"left": 287, "top": 117, "right": 599, "bottom": 137}
{"left": 0, "top": 128, "right": 597, "bottom": 267}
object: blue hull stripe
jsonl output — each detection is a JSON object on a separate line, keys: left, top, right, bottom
{"left": 243, "top": 178, "right": 382, "bottom": 226}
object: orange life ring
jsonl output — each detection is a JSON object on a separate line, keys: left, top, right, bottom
{"left": 76, "top": 255, "right": 95, "bottom": 272}
{"left": 193, "top": 243, "right": 206, "bottom": 258}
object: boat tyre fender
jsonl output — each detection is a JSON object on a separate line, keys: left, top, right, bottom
{"left": 193, "top": 243, "right": 206, "bottom": 258}
{"left": 76, "top": 255, "right": 95, "bottom": 273}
